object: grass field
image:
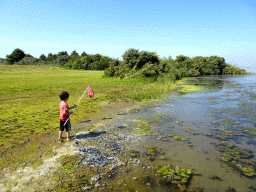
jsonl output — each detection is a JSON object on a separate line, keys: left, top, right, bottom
{"left": 0, "top": 65, "right": 203, "bottom": 170}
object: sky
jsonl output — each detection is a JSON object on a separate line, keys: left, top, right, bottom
{"left": 0, "top": 0, "right": 256, "bottom": 72}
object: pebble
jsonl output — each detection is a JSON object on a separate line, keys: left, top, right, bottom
{"left": 94, "top": 183, "right": 101, "bottom": 188}
{"left": 91, "top": 175, "right": 101, "bottom": 182}
{"left": 133, "top": 177, "right": 137, "bottom": 180}
{"left": 82, "top": 186, "right": 92, "bottom": 191}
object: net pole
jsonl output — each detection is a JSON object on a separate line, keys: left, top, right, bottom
{"left": 63, "top": 87, "right": 88, "bottom": 126}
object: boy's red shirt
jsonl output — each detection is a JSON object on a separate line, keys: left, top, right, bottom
{"left": 60, "top": 101, "right": 69, "bottom": 121}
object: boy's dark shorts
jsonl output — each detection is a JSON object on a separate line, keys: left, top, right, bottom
{"left": 60, "top": 119, "right": 71, "bottom": 132}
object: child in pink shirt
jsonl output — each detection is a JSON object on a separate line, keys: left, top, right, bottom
{"left": 59, "top": 91, "right": 76, "bottom": 141}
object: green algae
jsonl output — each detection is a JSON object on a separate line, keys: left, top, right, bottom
{"left": 151, "top": 113, "right": 168, "bottom": 120}
{"left": 224, "top": 147, "right": 242, "bottom": 153}
{"left": 146, "top": 146, "right": 160, "bottom": 156}
{"left": 183, "top": 127, "right": 199, "bottom": 135}
{"left": 214, "top": 142, "right": 255, "bottom": 178}
{"left": 206, "top": 133, "right": 213, "bottom": 136}
{"left": 131, "top": 117, "right": 154, "bottom": 135}
{"left": 157, "top": 165, "right": 197, "bottom": 191}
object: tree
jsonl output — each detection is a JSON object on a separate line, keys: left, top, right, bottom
{"left": 69, "top": 50, "right": 79, "bottom": 62}
{"left": 71, "top": 50, "right": 79, "bottom": 57}
{"left": 81, "top": 51, "right": 88, "bottom": 56}
{"left": 0, "top": 58, "right": 5, "bottom": 64}
{"left": 56, "top": 55, "right": 69, "bottom": 66}
{"left": 39, "top": 54, "right": 47, "bottom": 60}
{"left": 6, "top": 48, "right": 26, "bottom": 65}
{"left": 57, "top": 51, "right": 68, "bottom": 57}
{"left": 136, "top": 51, "right": 160, "bottom": 69}
{"left": 122, "top": 48, "right": 140, "bottom": 69}
{"left": 25, "top": 54, "right": 33, "bottom": 58}
{"left": 175, "top": 55, "right": 189, "bottom": 63}
{"left": 47, "top": 53, "right": 57, "bottom": 61}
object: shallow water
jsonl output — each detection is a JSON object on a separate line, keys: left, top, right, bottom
{"left": 107, "top": 74, "right": 256, "bottom": 191}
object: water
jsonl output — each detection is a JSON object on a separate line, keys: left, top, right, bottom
{"left": 109, "top": 74, "right": 256, "bottom": 191}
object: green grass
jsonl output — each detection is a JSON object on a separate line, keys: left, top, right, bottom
{"left": 0, "top": 65, "right": 203, "bottom": 170}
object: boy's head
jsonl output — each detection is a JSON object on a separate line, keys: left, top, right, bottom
{"left": 59, "top": 91, "right": 69, "bottom": 101}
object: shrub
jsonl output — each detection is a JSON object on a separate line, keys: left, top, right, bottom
{"left": 122, "top": 48, "right": 140, "bottom": 69}
{"left": 57, "top": 51, "right": 69, "bottom": 57}
{"left": 159, "top": 59, "right": 175, "bottom": 73}
{"left": 70, "top": 50, "right": 79, "bottom": 57}
{"left": 39, "top": 54, "right": 47, "bottom": 61}
{"left": 6, "top": 48, "right": 26, "bottom": 65}
{"left": 223, "top": 64, "right": 246, "bottom": 74}
{"left": 81, "top": 51, "right": 88, "bottom": 56}
{"left": 186, "top": 68, "right": 200, "bottom": 77}
{"left": 72, "top": 58, "right": 84, "bottom": 69}
{"left": 140, "top": 62, "right": 160, "bottom": 77}
{"left": 56, "top": 55, "right": 69, "bottom": 66}
{"left": 92, "top": 56, "right": 112, "bottom": 70}
{"left": 135, "top": 51, "right": 160, "bottom": 69}
{"left": 15, "top": 57, "right": 39, "bottom": 65}
{"left": 64, "top": 60, "right": 73, "bottom": 68}
{"left": 47, "top": 53, "right": 57, "bottom": 61}
{"left": 0, "top": 58, "right": 5, "bottom": 64}
{"left": 103, "top": 64, "right": 115, "bottom": 77}
{"left": 175, "top": 55, "right": 189, "bottom": 63}
{"left": 25, "top": 54, "right": 34, "bottom": 58}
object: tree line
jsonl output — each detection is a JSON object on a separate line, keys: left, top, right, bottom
{"left": 0, "top": 48, "right": 246, "bottom": 80}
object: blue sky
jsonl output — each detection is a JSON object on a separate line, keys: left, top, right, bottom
{"left": 0, "top": 0, "right": 256, "bottom": 72}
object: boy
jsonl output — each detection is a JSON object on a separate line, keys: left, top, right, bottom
{"left": 59, "top": 91, "right": 77, "bottom": 141}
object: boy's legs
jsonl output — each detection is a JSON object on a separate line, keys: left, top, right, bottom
{"left": 59, "top": 120, "right": 65, "bottom": 139}
{"left": 66, "top": 132, "right": 70, "bottom": 141}
{"left": 58, "top": 131, "right": 63, "bottom": 139}
{"left": 66, "top": 119, "right": 71, "bottom": 141}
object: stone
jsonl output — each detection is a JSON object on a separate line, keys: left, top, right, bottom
{"left": 82, "top": 186, "right": 92, "bottom": 191}
{"left": 94, "top": 183, "right": 101, "bottom": 187}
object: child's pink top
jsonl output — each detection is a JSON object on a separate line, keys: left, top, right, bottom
{"left": 60, "top": 101, "right": 69, "bottom": 121}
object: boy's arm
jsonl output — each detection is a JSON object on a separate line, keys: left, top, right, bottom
{"left": 68, "top": 105, "right": 77, "bottom": 110}
{"left": 64, "top": 109, "right": 70, "bottom": 116}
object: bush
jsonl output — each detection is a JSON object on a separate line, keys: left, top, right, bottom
{"left": 57, "top": 51, "right": 69, "bottom": 57}
{"left": 47, "top": 53, "right": 57, "bottom": 61}
{"left": 56, "top": 55, "right": 70, "bottom": 66}
{"left": 0, "top": 58, "right": 6, "bottom": 64}
{"left": 159, "top": 59, "right": 175, "bottom": 73}
{"left": 81, "top": 51, "right": 88, "bottom": 56}
{"left": 92, "top": 56, "right": 112, "bottom": 70}
{"left": 6, "top": 48, "right": 26, "bottom": 65}
{"left": 135, "top": 51, "right": 160, "bottom": 69}
{"left": 103, "top": 64, "right": 115, "bottom": 77}
{"left": 70, "top": 50, "right": 79, "bottom": 57}
{"left": 15, "top": 57, "right": 39, "bottom": 65}
{"left": 223, "top": 64, "right": 246, "bottom": 74}
{"left": 72, "top": 58, "right": 84, "bottom": 69}
{"left": 25, "top": 54, "right": 34, "bottom": 58}
{"left": 186, "top": 68, "right": 200, "bottom": 77}
{"left": 140, "top": 62, "right": 161, "bottom": 77}
{"left": 39, "top": 54, "right": 47, "bottom": 61}
{"left": 122, "top": 48, "right": 140, "bottom": 69}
